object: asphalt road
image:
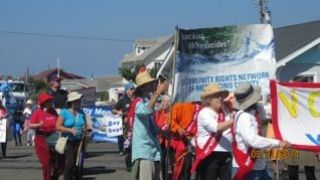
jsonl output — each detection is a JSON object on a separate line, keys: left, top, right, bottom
{"left": 0, "top": 138, "right": 319, "bottom": 180}
{"left": 0, "top": 139, "right": 131, "bottom": 180}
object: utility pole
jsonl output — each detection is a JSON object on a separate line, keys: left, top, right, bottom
{"left": 57, "top": 57, "right": 60, "bottom": 78}
{"left": 255, "top": 0, "right": 271, "bottom": 24}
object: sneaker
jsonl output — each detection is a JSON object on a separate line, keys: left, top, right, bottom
{"left": 119, "top": 152, "right": 124, "bottom": 156}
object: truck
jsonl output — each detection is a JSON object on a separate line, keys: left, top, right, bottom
{"left": 0, "top": 80, "right": 28, "bottom": 112}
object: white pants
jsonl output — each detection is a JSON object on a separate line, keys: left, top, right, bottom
{"left": 139, "top": 160, "right": 161, "bottom": 180}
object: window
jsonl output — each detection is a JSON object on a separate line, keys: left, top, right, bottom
{"left": 292, "top": 75, "right": 314, "bottom": 82}
{"left": 154, "top": 62, "right": 162, "bottom": 70}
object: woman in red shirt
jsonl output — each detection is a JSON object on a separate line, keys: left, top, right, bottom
{"left": 30, "top": 93, "right": 61, "bottom": 180}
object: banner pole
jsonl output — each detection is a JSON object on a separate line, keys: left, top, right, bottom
{"left": 276, "top": 159, "right": 279, "bottom": 180}
{"left": 165, "top": 26, "right": 179, "bottom": 180}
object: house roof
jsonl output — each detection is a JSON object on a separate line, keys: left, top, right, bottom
{"left": 62, "top": 76, "right": 122, "bottom": 92}
{"left": 33, "top": 68, "right": 85, "bottom": 82}
{"left": 120, "top": 36, "right": 174, "bottom": 66}
{"left": 274, "top": 20, "right": 320, "bottom": 61}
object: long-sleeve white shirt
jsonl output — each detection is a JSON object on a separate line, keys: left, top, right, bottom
{"left": 232, "top": 110, "right": 280, "bottom": 170}
{"left": 196, "top": 107, "right": 232, "bottom": 152}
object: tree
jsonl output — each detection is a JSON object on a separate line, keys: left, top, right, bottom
{"left": 27, "top": 78, "right": 50, "bottom": 101}
{"left": 119, "top": 64, "right": 150, "bottom": 83}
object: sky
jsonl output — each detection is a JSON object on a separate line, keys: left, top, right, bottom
{"left": 0, "top": 0, "right": 319, "bottom": 78}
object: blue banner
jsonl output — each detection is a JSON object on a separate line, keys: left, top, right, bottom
{"left": 83, "top": 105, "right": 119, "bottom": 143}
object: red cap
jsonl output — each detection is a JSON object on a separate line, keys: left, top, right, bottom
{"left": 38, "top": 93, "right": 53, "bottom": 105}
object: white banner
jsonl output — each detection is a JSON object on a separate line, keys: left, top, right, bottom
{"left": 270, "top": 81, "right": 320, "bottom": 151}
{"left": 174, "top": 24, "right": 276, "bottom": 102}
{"left": 0, "top": 119, "right": 7, "bottom": 143}
{"left": 105, "top": 115, "right": 123, "bottom": 137}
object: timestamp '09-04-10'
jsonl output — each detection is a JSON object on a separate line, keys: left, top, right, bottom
{"left": 250, "top": 149, "right": 300, "bottom": 160}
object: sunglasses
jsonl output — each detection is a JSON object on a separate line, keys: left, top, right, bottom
{"left": 130, "top": 88, "right": 135, "bottom": 91}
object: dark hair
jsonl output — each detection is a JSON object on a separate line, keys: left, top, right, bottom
{"left": 67, "top": 102, "right": 72, "bottom": 108}
{"left": 244, "top": 103, "right": 258, "bottom": 112}
{"left": 66, "top": 100, "right": 80, "bottom": 109}
{"left": 134, "top": 81, "right": 157, "bottom": 97}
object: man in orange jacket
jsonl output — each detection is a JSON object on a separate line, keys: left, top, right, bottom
{"left": 167, "top": 102, "right": 202, "bottom": 180}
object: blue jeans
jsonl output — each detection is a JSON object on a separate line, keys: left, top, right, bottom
{"left": 246, "top": 169, "right": 272, "bottom": 180}
{"left": 11, "top": 122, "right": 21, "bottom": 144}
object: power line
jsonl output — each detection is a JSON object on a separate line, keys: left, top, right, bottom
{"left": 0, "top": 30, "right": 134, "bottom": 43}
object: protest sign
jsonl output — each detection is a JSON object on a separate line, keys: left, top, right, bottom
{"left": 173, "top": 24, "right": 276, "bottom": 102}
{"left": 105, "top": 115, "right": 123, "bottom": 137}
{"left": 0, "top": 118, "right": 6, "bottom": 143}
{"left": 270, "top": 80, "right": 320, "bottom": 151}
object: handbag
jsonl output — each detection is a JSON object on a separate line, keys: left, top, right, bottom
{"left": 46, "top": 132, "right": 60, "bottom": 146}
{"left": 55, "top": 133, "right": 69, "bottom": 154}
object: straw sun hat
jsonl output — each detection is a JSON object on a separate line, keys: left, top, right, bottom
{"left": 233, "top": 82, "right": 262, "bottom": 110}
{"left": 135, "top": 67, "right": 158, "bottom": 92}
{"left": 200, "top": 84, "right": 229, "bottom": 100}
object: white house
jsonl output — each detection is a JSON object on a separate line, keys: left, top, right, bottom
{"left": 275, "top": 21, "right": 320, "bottom": 83}
{"left": 120, "top": 36, "right": 174, "bottom": 70}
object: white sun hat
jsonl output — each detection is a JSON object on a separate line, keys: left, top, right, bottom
{"left": 67, "top": 92, "right": 83, "bottom": 102}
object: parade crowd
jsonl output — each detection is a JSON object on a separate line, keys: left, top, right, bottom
{"left": 0, "top": 68, "right": 319, "bottom": 180}
{"left": 0, "top": 74, "right": 88, "bottom": 180}
{"left": 113, "top": 68, "right": 320, "bottom": 180}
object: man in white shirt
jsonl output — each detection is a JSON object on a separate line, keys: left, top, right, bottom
{"left": 232, "top": 83, "right": 291, "bottom": 180}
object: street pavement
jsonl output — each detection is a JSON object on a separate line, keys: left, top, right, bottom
{"left": 0, "top": 138, "right": 319, "bottom": 180}
{"left": 0, "top": 139, "right": 131, "bottom": 180}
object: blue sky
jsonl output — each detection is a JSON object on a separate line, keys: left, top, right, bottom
{"left": 0, "top": 0, "right": 319, "bottom": 78}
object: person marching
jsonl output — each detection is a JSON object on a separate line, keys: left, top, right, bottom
{"left": 168, "top": 102, "right": 202, "bottom": 180}
{"left": 56, "top": 91, "right": 87, "bottom": 180}
{"left": 131, "top": 68, "right": 169, "bottom": 180}
{"left": 232, "top": 83, "right": 291, "bottom": 180}
{"left": 29, "top": 93, "right": 62, "bottom": 180}
{"left": 191, "top": 84, "right": 234, "bottom": 180}
{"left": 11, "top": 108, "right": 23, "bottom": 146}
{"left": 47, "top": 74, "right": 68, "bottom": 112}
{"left": 23, "top": 99, "right": 35, "bottom": 146}
{"left": 154, "top": 95, "right": 171, "bottom": 179}
{"left": 112, "top": 82, "right": 135, "bottom": 171}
